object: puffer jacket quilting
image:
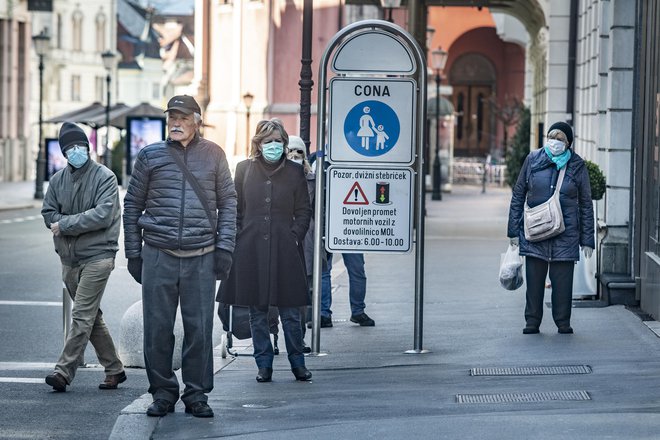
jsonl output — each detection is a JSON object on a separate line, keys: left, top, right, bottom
{"left": 507, "top": 148, "right": 595, "bottom": 261}
{"left": 123, "top": 135, "right": 237, "bottom": 258}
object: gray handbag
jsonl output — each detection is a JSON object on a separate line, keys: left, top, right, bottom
{"left": 523, "top": 166, "right": 566, "bottom": 242}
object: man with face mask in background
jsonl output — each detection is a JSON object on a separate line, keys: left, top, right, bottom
{"left": 123, "top": 95, "right": 237, "bottom": 418}
{"left": 41, "top": 122, "right": 126, "bottom": 393}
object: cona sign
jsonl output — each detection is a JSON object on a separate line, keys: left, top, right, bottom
{"left": 354, "top": 84, "right": 391, "bottom": 96}
{"left": 328, "top": 78, "right": 416, "bottom": 165}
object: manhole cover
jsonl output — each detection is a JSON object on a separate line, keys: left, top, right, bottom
{"left": 456, "top": 390, "right": 591, "bottom": 404}
{"left": 242, "top": 403, "right": 272, "bottom": 409}
{"left": 470, "top": 365, "right": 592, "bottom": 376}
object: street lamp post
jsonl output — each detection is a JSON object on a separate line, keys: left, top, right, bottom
{"left": 379, "top": 0, "right": 401, "bottom": 22}
{"left": 33, "top": 31, "right": 50, "bottom": 200}
{"left": 431, "top": 47, "right": 448, "bottom": 201}
{"left": 101, "top": 50, "right": 117, "bottom": 167}
{"left": 242, "top": 92, "right": 254, "bottom": 156}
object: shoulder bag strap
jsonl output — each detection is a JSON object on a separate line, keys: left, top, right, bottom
{"left": 553, "top": 166, "right": 566, "bottom": 198}
{"left": 167, "top": 145, "right": 215, "bottom": 229}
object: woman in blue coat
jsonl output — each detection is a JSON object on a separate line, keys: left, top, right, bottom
{"left": 507, "top": 122, "right": 595, "bottom": 335}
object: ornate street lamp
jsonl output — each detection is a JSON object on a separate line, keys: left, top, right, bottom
{"left": 242, "top": 92, "right": 254, "bottom": 156}
{"left": 101, "top": 50, "right": 117, "bottom": 167}
{"left": 431, "top": 47, "right": 448, "bottom": 201}
{"left": 33, "top": 31, "right": 51, "bottom": 200}
{"left": 379, "top": 0, "right": 401, "bottom": 22}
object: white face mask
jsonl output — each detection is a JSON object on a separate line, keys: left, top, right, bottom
{"left": 291, "top": 158, "right": 303, "bottom": 165}
{"left": 545, "top": 139, "right": 567, "bottom": 156}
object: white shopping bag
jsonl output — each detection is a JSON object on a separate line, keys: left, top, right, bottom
{"left": 499, "top": 244, "right": 524, "bottom": 291}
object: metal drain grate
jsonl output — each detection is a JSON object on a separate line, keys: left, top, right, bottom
{"left": 456, "top": 390, "right": 591, "bottom": 404}
{"left": 470, "top": 365, "right": 592, "bottom": 376}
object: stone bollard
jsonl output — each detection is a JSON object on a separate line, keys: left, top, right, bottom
{"left": 118, "top": 300, "right": 223, "bottom": 369}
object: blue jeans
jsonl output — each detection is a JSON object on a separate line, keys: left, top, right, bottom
{"left": 321, "top": 253, "right": 367, "bottom": 317}
{"left": 249, "top": 306, "right": 305, "bottom": 369}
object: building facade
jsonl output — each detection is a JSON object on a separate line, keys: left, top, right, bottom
{"left": 0, "top": 0, "right": 31, "bottom": 181}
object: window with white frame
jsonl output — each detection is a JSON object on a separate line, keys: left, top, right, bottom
{"left": 71, "top": 75, "right": 81, "bottom": 101}
{"left": 96, "top": 10, "right": 106, "bottom": 52}
{"left": 72, "top": 10, "right": 83, "bottom": 52}
{"left": 96, "top": 76, "right": 104, "bottom": 102}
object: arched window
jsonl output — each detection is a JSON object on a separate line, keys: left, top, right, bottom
{"left": 96, "top": 10, "right": 106, "bottom": 52}
{"left": 72, "top": 10, "right": 83, "bottom": 52}
{"left": 456, "top": 93, "right": 464, "bottom": 140}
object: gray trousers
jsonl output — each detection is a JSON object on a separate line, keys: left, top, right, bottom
{"left": 56, "top": 258, "right": 123, "bottom": 383}
{"left": 525, "top": 256, "right": 575, "bottom": 328}
{"left": 141, "top": 243, "right": 216, "bottom": 406}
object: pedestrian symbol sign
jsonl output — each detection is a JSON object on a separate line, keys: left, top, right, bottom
{"left": 329, "top": 78, "right": 416, "bottom": 165}
{"left": 343, "top": 182, "right": 369, "bottom": 205}
{"left": 344, "top": 100, "right": 399, "bottom": 156}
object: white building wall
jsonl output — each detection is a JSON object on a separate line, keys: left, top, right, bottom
{"left": 29, "top": 0, "right": 117, "bottom": 169}
{"left": 545, "top": 0, "right": 571, "bottom": 126}
{"left": 572, "top": 0, "right": 635, "bottom": 274}
{"left": 117, "top": 58, "right": 165, "bottom": 108}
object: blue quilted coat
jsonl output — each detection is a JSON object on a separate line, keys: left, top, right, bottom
{"left": 507, "top": 148, "right": 595, "bottom": 262}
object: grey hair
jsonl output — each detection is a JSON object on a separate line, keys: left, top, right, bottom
{"left": 166, "top": 112, "right": 202, "bottom": 126}
{"left": 547, "top": 129, "right": 568, "bottom": 144}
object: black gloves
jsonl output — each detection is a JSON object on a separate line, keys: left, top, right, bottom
{"left": 127, "top": 257, "right": 143, "bottom": 284}
{"left": 215, "top": 249, "right": 233, "bottom": 280}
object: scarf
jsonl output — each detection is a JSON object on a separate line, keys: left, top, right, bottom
{"left": 544, "top": 147, "right": 572, "bottom": 169}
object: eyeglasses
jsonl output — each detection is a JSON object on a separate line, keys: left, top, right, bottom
{"left": 289, "top": 148, "right": 305, "bottom": 155}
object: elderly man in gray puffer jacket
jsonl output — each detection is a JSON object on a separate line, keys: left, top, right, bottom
{"left": 123, "top": 95, "right": 236, "bottom": 418}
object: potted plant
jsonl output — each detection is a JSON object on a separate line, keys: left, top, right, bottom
{"left": 585, "top": 160, "right": 606, "bottom": 200}
{"left": 573, "top": 160, "right": 606, "bottom": 298}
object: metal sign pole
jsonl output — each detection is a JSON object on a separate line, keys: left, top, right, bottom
{"left": 312, "top": 19, "right": 428, "bottom": 354}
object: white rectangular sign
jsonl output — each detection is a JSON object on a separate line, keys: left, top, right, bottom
{"left": 325, "top": 166, "right": 413, "bottom": 253}
{"left": 328, "top": 78, "right": 416, "bottom": 165}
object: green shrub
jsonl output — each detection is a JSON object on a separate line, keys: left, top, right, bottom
{"left": 505, "top": 107, "right": 530, "bottom": 188}
{"left": 585, "top": 160, "right": 606, "bottom": 200}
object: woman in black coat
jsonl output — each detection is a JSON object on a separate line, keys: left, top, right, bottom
{"left": 219, "top": 119, "right": 312, "bottom": 382}
{"left": 507, "top": 122, "right": 595, "bottom": 335}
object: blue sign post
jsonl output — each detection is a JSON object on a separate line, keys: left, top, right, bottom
{"left": 313, "top": 21, "right": 428, "bottom": 355}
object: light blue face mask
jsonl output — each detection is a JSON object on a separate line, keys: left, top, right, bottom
{"left": 66, "top": 145, "right": 89, "bottom": 168}
{"left": 261, "top": 141, "right": 284, "bottom": 163}
{"left": 544, "top": 139, "right": 567, "bottom": 156}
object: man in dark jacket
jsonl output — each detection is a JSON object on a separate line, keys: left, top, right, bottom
{"left": 42, "top": 122, "right": 126, "bottom": 392}
{"left": 123, "top": 95, "right": 237, "bottom": 418}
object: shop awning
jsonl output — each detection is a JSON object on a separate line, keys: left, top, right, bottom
{"left": 45, "top": 103, "right": 130, "bottom": 129}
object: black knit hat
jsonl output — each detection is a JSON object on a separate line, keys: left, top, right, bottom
{"left": 58, "top": 122, "right": 89, "bottom": 153}
{"left": 547, "top": 121, "right": 573, "bottom": 147}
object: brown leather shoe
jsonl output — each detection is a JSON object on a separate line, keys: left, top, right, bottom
{"left": 99, "top": 371, "right": 127, "bottom": 389}
{"left": 45, "top": 372, "right": 67, "bottom": 392}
